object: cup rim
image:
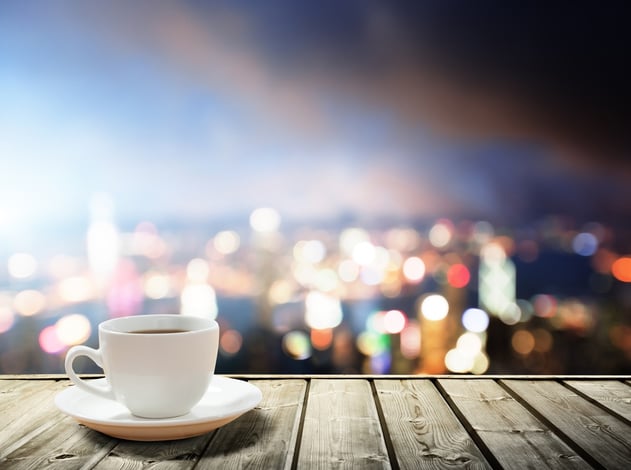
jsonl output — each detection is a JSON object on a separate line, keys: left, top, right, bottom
{"left": 98, "top": 314, "right": 218, "bottom": 336}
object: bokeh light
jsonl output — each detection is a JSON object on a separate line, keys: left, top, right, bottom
{"left": 512, "top": 330, "right": 535, "bottom": 355}
{"left": 498, "top": 302, "right": 522, "bottom": 325}
{"left": 305, "top": 291, "right": 343, "bottom": 329}
{"left": 338, "top": 260, "right": 360, "bottom": 282}
{"left": 612, "top": 257, "right": 631, "bottom": 282}
{"left": 186, "top": 258, "right": 210, "bottom": 282}
{"left": 357, "top": 331, "right": 389, "bottom": 357}
{"left": 7, "top": 253, "right": 38, "bottom": 279}
{"left": 250, "top": 207, "right": 281, "bottom": 233}
{"left": 181, "top": 284, "right": 218, "bottom": 319}
{"left": 268, "top": 279, "right": 294, "bottom": 305}
{"left": 383, "top": 310, "right": 406, "bottom": 334}
{"left": 400, "top": 321, "right": 421, "bottom": 359}
{"left": 143, "top": 272, "right": 173, "bottom": 299}
{"left": 402, "top": 256, "right": 426, "bottom": 283}
{"left": 456, "top": 332, "right": 483, "bottom": 354}
{"left": 572, "top": 232, "right": 598, "bottom": 256}
{"left": 420, "top": 294, "right": 449, "bottom": 321}
{"left": 311, "top": 328, "right": 333, "bottom": 350}
{"left": 282, "top": 331, "right": 311, "bottom": 359}
{"left": 13, "top": 290, "right": 46, "bottom": 316}
{"left": 213, "top": 230, "right": 240, "bottom": 255}
{"left": 0, "top": 307, "right": 15, "bottom": 334}
{"left": 429, "top": 220, "right": 453, "bottom": 248}
{"left": 533, "top": 294, "right": 557, "bottom": 318}
{"left": 220, "top": 329, "right": 243, "bottom": 356}
{"left": 58, "top": 276, "right": 94, "bottom": 303}
{"left": 39, "top": 326, "right": 66, "bottom": 355}
{"left": 471, "top": 352, "right": 490, "bottom": 374}
{"left": 55, "top": 314, "right": 91, "bottom": 346}
{"left": 461, "top": 308, "right": 489, "bottom": 333}
{"left": 445, "top": 348, "right": 474, "bottom": 373}
{"left": 447, "top": 263, "right": 470, "bottom": 288}
{"left": 294, "top": 240, "right": 326, "bottom": 264}
{"left": 352, "top": 241, "right": 376, "bottom": 266}
{"left": 339, "top": 228, "right": 369, "bottom": 256}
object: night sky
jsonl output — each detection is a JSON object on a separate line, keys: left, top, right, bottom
{"left": 1, "top": 1, "right": 630, "bottom": 235}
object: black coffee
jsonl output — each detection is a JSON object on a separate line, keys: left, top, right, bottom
{"left": 129, "top": 329, "right": 190, "bottom": 334}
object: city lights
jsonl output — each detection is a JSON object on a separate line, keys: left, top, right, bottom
{"left": 282, "top": 331, "right": 311, "bottom": 360}
{"left": 7, "top": 253, "right": 37, "bottom": 279}
{"left": 612, "top": 257, "right": 631, "bottom": 282}
{"left": 56, "top": 314, "right": 91, "bottom": 346}
{"left": 305, "top": 291, "right": 343, "bottom": 330}
{"left": 461, "top": 308, "right": 489, "bottom": 333}
{"left": 0, "top": 202, "right": 629, "bottom": 376}
{"left": 420, "top": 294, "right": 449, "bottom": 321}
{"left": 250, "top": 207, "right": 281, "bottom": 233}
{"left": 213, "top": 230, "right": 241, "bottom": 255}
{"left": 402, "top": 256, "right": 425, "bottom": 283}
{"left": 383, "top": 310, "right": 406, "bottom": 334}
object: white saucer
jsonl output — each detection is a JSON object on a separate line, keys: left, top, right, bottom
{"left": 55, "top": 376, "right": 262, "bottom": 441}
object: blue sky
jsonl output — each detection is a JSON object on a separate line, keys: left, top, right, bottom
{"left": 1, "top": 1, "right": 629, "bottom": 235}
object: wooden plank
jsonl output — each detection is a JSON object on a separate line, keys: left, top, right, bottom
{"left": 564, "top": 380, "right": 631, "bottom": 422}
{"left": 196, "top": 379, "right": 307, "bottom": 469}
{"left": 90, "top": 435, "right": 212, "bottom": 470}
{"left": 0, "top": 379, "right": 64, "bottom": 416}
{"left": 375, "top": 379, "right": 490, "bottom": 469}
{"left": 296, "top": 379, "right": 389, "bottom": 469}
{"left": 2, "top": 418, "right": 117, "bottom": 470}
{"left": 438, "top": 379, "right": 589, "bottom": 469}
{"left": 503, "top": 379, "right": 631, "bottom": 469}
{"left": 0, "top": 380, "right": 70, "bottom": 461}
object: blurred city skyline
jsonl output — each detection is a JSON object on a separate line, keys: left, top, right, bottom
{"left": 1, "top": 1, "right": 630, "bottom": 240}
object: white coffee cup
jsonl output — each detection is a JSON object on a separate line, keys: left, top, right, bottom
{"left": 64, "top": 314, "right": 219, "bottom": 418}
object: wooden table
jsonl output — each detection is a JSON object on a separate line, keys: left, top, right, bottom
{"left": 1, "top": 375, "right": 630, "bottom": 469}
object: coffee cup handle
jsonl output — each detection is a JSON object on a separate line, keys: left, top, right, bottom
{"left": 65, "top": 345, "right": 115, "bottom": 401}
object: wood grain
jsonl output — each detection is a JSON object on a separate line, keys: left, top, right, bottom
{"left": 91, "top": 435, "right": 213, "bottom": 470}
{"left": 0, "top": 380, "right": 69, "bottom": 462}
{"left": 438, "top": 379, "right": 589, "bottom": 469}
{"left": 375, "top": 379, "right": 490, "bottom": 469}
{"left": 196, "top": 379, "right": 306, "bottom": 470}
{"left": 2, "top": 376, "right": 631, "bottom": 469}
{"left": 297, "top": 379, "right": 389, "bottom": 469}
{"left": 564, "top": 379, "right": 631, "bottom": 422}
{"left": 502, "top": 379, "right": 631, "bottom": 469}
